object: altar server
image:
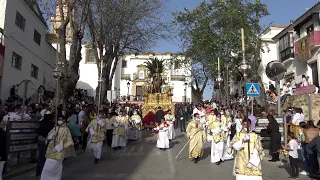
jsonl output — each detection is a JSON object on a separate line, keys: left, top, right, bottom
{"left": 86, "top": 111, "right": 106, "bottom": 164}
{"left": 41, "top": 115, "right": 74, "bottom": 180}
{"left": 221, "top": 111, "right": 233, "bottom": 160}
{"left": 164, "top": 109, "right": 175, "bottom": 140}
{"left": 186, "top": 113, "right": 206, "bottom": 164}
{"left": 128, "top": 110, "right": 142, "bottom": 141}
{"left": 209, "top": 114, "right": 224, "bottom": 165}
{"left": 230, "top": 119, "right": 265, "bottom": 180}
{"left": 111, "top": 111, "right": 129, "bottom": 150}
{"left": 154, "top": 118, "right": 169, "bottom": 150}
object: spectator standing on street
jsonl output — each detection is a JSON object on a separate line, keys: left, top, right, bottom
{"left": 282, "top": 132, "right": 299, "bottom": 179}
{"left": 304, "top": 120, "right": 319, "bottom": 178}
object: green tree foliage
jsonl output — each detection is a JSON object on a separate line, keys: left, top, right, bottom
{"left": 174, "top": 0, "right": 269, "bottom": 102}
{"left": 144, "top": 58, "right": 165, "bottom": 78}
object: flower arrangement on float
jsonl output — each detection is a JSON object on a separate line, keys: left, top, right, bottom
{"left": 143, "top": 111, "right": 156, "bottom": 128}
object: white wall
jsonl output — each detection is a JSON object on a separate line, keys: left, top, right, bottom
{"left": 75, "top": 45, "right": 121, "bottom": 97}
{"left": 1, "top": 0, "right": 56, "bottom": 101}
{"left": 120, "top": 54, "right": 192, "bottom": 102}
{"left": 259, "top": 27, "right": 284, "bottom": 89}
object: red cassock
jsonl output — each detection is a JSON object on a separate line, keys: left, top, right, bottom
{"left": 143, "top": 111, "right": 156, "bottom": 126}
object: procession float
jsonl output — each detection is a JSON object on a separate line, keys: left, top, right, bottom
{"left": 141, "top": 58, "right": 175, "bottom": 129}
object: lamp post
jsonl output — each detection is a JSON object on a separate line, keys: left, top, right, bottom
{"left": 127, "top": 82, "right": 130, "bottom": 101}
{"left": 184, "top": 82, "right": 188, "bottom": 103}
{"left": 238, "top": 28, "right": 251, "bottom": 160}
{"left": 52, "top": 64, "right": 63, "bottom": 124}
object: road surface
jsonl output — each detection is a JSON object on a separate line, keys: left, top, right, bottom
{"left": 10, "top": 130, "right": 308, "bottom": 180}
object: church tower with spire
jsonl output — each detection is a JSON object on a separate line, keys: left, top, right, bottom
{"left": 49, "top": 0, "right": 73, "bottom": 42}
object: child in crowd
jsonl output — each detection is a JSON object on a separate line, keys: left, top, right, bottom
{"left": 282, "top": 132, "right": 299, "bottom": 179}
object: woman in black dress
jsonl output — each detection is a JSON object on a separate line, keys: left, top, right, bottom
{"left": 266, "top": 114, "right": 281, "bottom": 162}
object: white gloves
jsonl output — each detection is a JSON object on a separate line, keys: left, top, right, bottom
{"left": 190, "top": 135, "right": 193, "bottom": 139}
{"left": 247, "top": 163, "right": 253, "bottom": 169}
{"left": 113, "top": 123, "right": 119, "bottom": 127}
{"left": 243, "top": 134, "right": 250, "bottom": 141}
{"left": 47, "top": 132, "right": 57, "bottom": 140}
{"left": 97, "top": 120, "right": 104, "bottom": 126}
{"left": 89, "top": 128, "right": 95, "bottom": 136}
{"left": 53, "top": 142, "right": 63, "bottom": 153}
{"left": 180, "top": 117, "right": 183, "bottom": 120}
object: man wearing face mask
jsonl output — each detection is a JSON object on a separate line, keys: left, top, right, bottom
{"left": 41, "top": 115, "right": 74, "bottom": 180}
{"left": 230, "top": 119, "right": 265, "bottom": 180}
{"left": 86, "top": 111, "right": 107, "bottom": 164}
{"left": 186, "top": 113, "right": 206, "bottom": 164}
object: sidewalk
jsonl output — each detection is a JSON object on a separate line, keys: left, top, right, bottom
{"left": 3, "top": 149, "right": 85, "bottom": 179}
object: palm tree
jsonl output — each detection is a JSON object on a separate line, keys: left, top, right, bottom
{"left": 144, "top": 58, "right": 165, "bottom": 78}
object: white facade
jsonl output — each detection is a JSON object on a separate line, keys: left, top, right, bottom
{"left": 228, "top": 25, "right": 285, "bottom": 98}
{"left": 259, "top": 26, "right": 285, "bottom": 89}
{"left": 120, "top": 53, "right": 192, "bottom": 103}
{"left": 0, "top": 0, "right": 56, "bottom": 101}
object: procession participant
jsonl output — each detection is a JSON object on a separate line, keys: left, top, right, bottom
{"left": 111, "top": 110, "right": 129, "bottom": 150}
{"left": 230, "top": 119, "right": 265, "bottom": 180}
{"left": 221, "top": 111, "right": 233, "bottom": 161}
{"left": 164, "top": 109, "right": 175, "bottom": 140}
{"left": 205, "top": 110, "right": 216, "bottom": 142}
{"left": 198, "top": 105, "right": 206, "bottom": 128}
{"left": 86, "top": 111, "right": 106, "bottom": 164}
{"left": 105, "top": 113, "right": 115, "bottom": 147}
{"left": 209, "top": 112, "right": 224, "bottom": 165}
{"left": 154, "top": 118, "right": 169, "bottom": 150}
{"left": 186, "top": 113, "right": 206, "bottom": 164}
{"left": 128, "top": 110, "right": 142, "bottom": 141}
{"left": 40, "top": 115, "right": 74, "bottom": 180}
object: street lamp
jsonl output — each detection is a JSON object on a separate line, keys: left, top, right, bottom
{"left": 52, "top": 64, "right": 63, "bottom": 124}
{"left": 184, "top": 82, "right": 188, "bottom": 103}
{"left": 127, "top": 82, "right": 130, "bottom": 95}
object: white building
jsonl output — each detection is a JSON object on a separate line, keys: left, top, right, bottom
{"left": 0, "top": 0, "right": 56, "bottom": 101}
{"left": 119, "top": 53, "right": 192, "bottom": 103}
{"left": 228, "top": 25, "right": 285, "bottom": 98}
{"left": 75, "top": 52, "right": 192, "bottom": 103}
{"left": 76, "top": 45, "right": 121, "bottom": 98}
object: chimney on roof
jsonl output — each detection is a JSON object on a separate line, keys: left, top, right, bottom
{"left": 290, "top": 20, "right": 294, "bottom": 23}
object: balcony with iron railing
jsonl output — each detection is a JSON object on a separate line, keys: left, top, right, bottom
{"left": 294, "top": 31, "right": 320, "bottom": 57}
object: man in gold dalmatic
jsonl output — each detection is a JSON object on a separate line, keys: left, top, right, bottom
{"left": 41, "top": 115, "right": 74, "bottom": 180}
{"left": 186, "top": 113, "right": 206, "bottom": 164}
{"left": 111, "top": 111, "right": 129, "bottom": 150}
{"left": 86, "top": 111, "right": 107, "bottom": 164}
{"left": 230, "top": 119, "right": 265, "bottom": 180}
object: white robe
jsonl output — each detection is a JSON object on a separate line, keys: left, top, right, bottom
{"left": 111, "top": 135, "right": 127, "bottom": 148}
{"left": 222, "top": 133, "right": 234, "bottom": 160}
{"left": 156, "top": 129, "right": 169, "bottom": 149}
{"left": 86, "top": 137, "right": 103, "bottom": 159}
{"left": 166, "top": 121, "right": 175, "bottom": 140}
{"left": 210, "top": 129, "right": 224, "bottom": 163}
{"left": 40, "top": 158, "right": 63, "bottom": 180}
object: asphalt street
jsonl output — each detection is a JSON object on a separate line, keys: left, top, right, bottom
{"left": 10, "top": 130, "right": 309, "bottom": 180}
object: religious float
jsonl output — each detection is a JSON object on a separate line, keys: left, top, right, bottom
{"left": 141, "top": 68, "right": 175, "bottom": 129}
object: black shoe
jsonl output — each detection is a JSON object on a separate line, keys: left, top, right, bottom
{"left": 216, "top": 161, "right": 221, "bottom": 165}
{"left": 268, "top": 159, "right": 277, "bottom": 162}
{"left": 194, "top": 158, "right": 199, "bottom": 164}
{"left": 94, "top": 158, "right": 99, "bottom": 164}
{"left": 30, "top": 159, "right": 37, "bottom": 163}
{"left": 36, "top": 172, "right": 41, "bottom": 177}
{"left": 118, "top": 146, "right": 122, "bottom": 149}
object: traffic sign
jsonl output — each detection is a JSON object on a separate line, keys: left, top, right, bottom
{"left": 246, "top": 83, "right": 260, "bottom": 97}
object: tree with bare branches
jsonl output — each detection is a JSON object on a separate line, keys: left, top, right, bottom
{"left": 36, "top": 0, "right": 92, "bottom": 106}
{"left": 87, "top": 0, "right": 167, "bottom": 102}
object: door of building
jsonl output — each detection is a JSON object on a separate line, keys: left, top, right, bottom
{"left": 136, "top": 86, "right": 142, "bottom": 97}
{"left": 311, "top": 62, "right": 319, "bottom": 87}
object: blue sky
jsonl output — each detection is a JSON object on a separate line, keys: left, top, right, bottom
{"left": 151, "top": 0, "right": 320, "bottom": 100}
